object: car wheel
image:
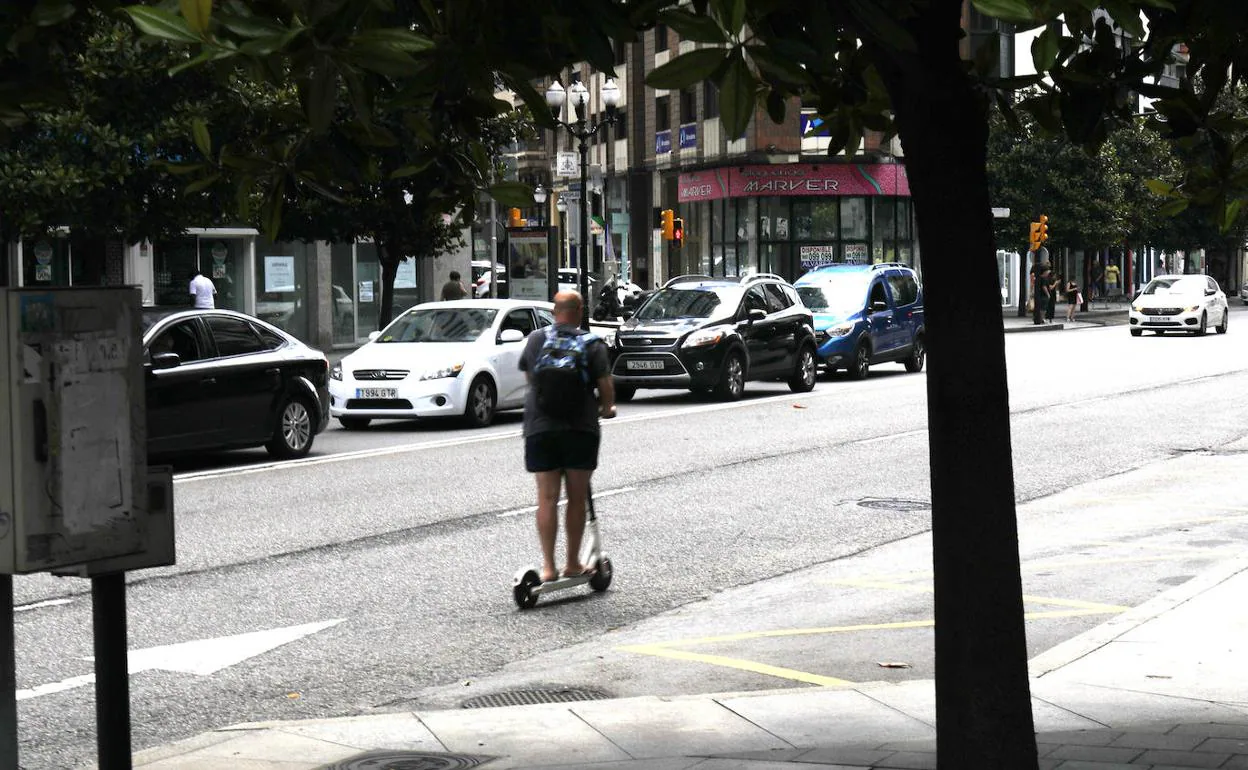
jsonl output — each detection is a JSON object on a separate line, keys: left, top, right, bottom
{"left": 1216, "top": 307, "right": 1228, "bottom": 334}
{"left": 463, "top": 375, "right": 497, "bottom": 428}
{"left": 339, "top": 417, "right": 371, "bottom": 430}
{"left": 849, "top": 341, "right": 871, "bottom": 381}
{"left": 615, "top": 385, "right": 636, "bottom": 402}
{"left": 1195, "top": 311, "right": 1207, "bottom": 336}
{"left": 714, "top": 352, "right": 745, "bottom": 401}
{"left": 266, "top": 394, "right": 316, "bottom": 459}
{"left": 788, "top": 344, "right": 817, "bottom": 393}
{"left": 903, "top": 335, "right": 926, "bottom": 373}
{"left": 1130, "top": 329, "right": 1143, "bottom": 337}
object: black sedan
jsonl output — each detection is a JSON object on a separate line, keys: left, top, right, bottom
{"left": 142, "top": 308, "right": 331, "bottom": 459}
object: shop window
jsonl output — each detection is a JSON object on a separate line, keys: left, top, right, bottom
{"left": 206, "top": 315, "right": 265, "bottom": 357}
{"left": 331, "top": 242, "right": 357, "bottom": 344}
{"left": 255, "top": 242, "right": 309, "bottom": 341}
{"left": 355, "top": 243, "right": 382, "bottom": 334}
{"left": 201, "top": 238, "right": 245, "bottom": 311}
{"left": 614, "top": 112, "right": 627, "bottom": 140}
{"left": 614, "top": 40, "right": 628, "bottom": 66}
{"left": 759, "top": 198, "right": 789, "bottom": 241}
{"left": 842, "top": 197, "right": 870, "bottom": 240}
{"left": 810, "top": 199, "right": 838, "bottom": 240}
{"left": 792, "top": 200, "right": 814, "bottom": 240}
{"left": 153, "top": 237, "right": 198, "bottom": 306}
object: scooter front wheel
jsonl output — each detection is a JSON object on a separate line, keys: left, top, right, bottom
{"left": 589, "top": 557, "right": 613, "bottom": 592}
{"left": 514, "top": 570, "right": 541, "bottom": 609}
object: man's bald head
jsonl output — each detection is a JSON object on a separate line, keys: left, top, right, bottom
{"left": 553, "top": 290, "right": 583, "bottom": 323}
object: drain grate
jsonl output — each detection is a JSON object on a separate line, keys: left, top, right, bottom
{"left": 462, "top": 687, "right": 609, "bottom": 709}
{"left": 322, "top": 750, "right": 492, "bottom": 770}
{"left": 858, "top": 497, "right": 931, "bottom": 512}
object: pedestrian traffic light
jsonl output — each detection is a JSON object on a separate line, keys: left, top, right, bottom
{"left": 660, "top": 208, "right": 674, "bottom": 240}
{"left": 672, "top": 217, "right": 684, "bottom": 249}
{"left": 1029, "top": 215, "right": 1049, "bottom": 251}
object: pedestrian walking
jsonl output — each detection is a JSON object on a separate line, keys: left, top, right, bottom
{"left": 1064, "top": 277, "right": 1081, "bottom": 322}
{"left": 1045, "top": 272, "right": 1060, "bottom": 323}
{"left": 189, "top": 269, "right": 216, "bottom": 309}
{"left": 518, "top": 290, "right": 616, "bottom": 583}
{"left": 440, "top": 270, "right": 468, "bottom": 301}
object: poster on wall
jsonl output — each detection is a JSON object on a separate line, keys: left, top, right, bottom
{"left": 508, "top": 229, "right": 550, "bottom": 300}
{"left": 212, "top": 263, "right": 227, "bottom": 279}
{"left": 844, "top": 243, "right": 870, "bottom": 265}
{"left": 34, "top": 264, "right": 52, "bottom": 282}
{"left": 359, "top": 281, "right": 374, "bottom": 302}
{"left": 395, "top": 259, "right": 417, "bottom": 289}
{"left": 264, "top": 255, "right": 296, "bottom": 292}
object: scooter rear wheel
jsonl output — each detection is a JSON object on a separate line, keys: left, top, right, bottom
{"left": 589, "top": 557, "right": 613, "bottom": 592}
{"left": 514, "top": 570, "right": 541, "bottom": 609}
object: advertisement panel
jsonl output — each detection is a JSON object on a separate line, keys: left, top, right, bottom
{"left": 507, "top": 229, "right": 551, "bottom": 300}
{"left": 677, "top": 163, "right": 911, "bottom": 203}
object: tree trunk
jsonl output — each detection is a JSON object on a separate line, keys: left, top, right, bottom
{"left": 377, "top": 238, "right": 402, "bottom": 329}
{"left": 871, "top": 1, "right": 1038, "bottom": 766}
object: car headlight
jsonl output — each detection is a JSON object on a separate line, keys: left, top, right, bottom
{"left": 1131, "top": 304, "right": 1142, "bottom": 313}
{"left": 1185, "top": 305, "right": 1200, "bottom": 312}
{"left": 824, "top": 322, "right": 856, "bottom": 338}
{"left": 330, "top": 363, "right": 343, "bottom": 381}
{"left": 682, "top": 328, "right": 725, "bottom": 348}
{"left": 419, "top": 362, "right": 464, "bottom": 381}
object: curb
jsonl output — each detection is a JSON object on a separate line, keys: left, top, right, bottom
{"left": 1004, "top": 323, "right": 1065, "bottom": 333}
{"left": 1028, "top": 549, "right": 1248, "bottom": 678}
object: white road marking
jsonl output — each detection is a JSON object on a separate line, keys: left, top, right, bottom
{"left": 856, "top": 429, "right": 926, "bottom": 446}
{"left": 14, "top": 598, "right": 72, "bottom": 613}
{"left": 496, "top": 486, "right": 638, "bottom": 518}
{"left": 16, "top": 619, "right": 344, "bottom": 701}
{"left": 173, "top": 384, "right": 890, "bottom": 483}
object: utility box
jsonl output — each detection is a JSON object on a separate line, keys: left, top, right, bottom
{"left": 0, "top": 288, "right": 148, "bottom": 574}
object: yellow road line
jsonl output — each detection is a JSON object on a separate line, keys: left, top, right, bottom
{"left": 616, "top": 645, "right": 851, "bottom": 687}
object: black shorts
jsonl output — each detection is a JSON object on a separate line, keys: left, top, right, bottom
{"left": 525, "top": 431, "right": 600, "bottom": 473}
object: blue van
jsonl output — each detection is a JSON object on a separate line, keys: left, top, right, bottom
{"left": 792, "top": 263, "right": 925, "bottom": 380}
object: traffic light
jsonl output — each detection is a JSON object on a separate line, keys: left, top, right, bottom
{"left": 509, "top": 208, "right": 522, "bottom": 228}
{"left": 672, "top": 217, "right": 684, "bottom": 249}
{"left": 1028, "top": 214, "right": 1049, "bottom": 251}
{"left": 660, "top": 208, "right": 674, "bottom": 240}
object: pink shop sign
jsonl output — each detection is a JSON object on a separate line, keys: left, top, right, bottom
{"left": 678, "top": 163, "right": 909, "bottom": 203}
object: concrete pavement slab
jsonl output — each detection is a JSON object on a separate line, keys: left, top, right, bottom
{"left": 172, "top": 729, "right": 357, "bottom": 764}
{"left": 1032, "top": 679, "right": 1248, "bottom": 728}
{"left": 507, "top": 759, "right": 702, "bottom": 770}
{"left": 275, "top": 712, "right": 447, "bottom": 752}
{"left": 571, "top": 697, "right": 791, "bottom": 758}
{"left": 713, "top": 687, "right": 933, "bottom": 747}
{"left": 416, "top": 703, "right": 632, "bottom": 766}
{"left": 137, "top": 757, "right": 323, "bottom": 770}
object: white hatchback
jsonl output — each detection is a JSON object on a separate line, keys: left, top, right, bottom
{"left": 329, "top": 299, "right": 554, "bottom": 429}
{"left": 1129, "top": 274, "right": 1229, "bottom": 337}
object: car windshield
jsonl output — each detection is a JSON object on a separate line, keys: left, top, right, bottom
{"left": 797, "top": 278, "right": 870, "bottom": 313}
{"left": 633, "top": 285, "right": 742, "bottom": 322}
{"left": 1142, "top": 277, "right": 1207, "bottom": 296}
{"left": 378, "top": 308, "right": 497, "bottom": 343}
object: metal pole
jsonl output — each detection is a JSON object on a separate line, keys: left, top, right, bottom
{"left": 93, "top": 573, "right": 131, "bottom": 770}
{"left": 489, "top": 197, "right": 498, "bottom": 299}
{"left": 579, "top": 131, "right": 590, "bottom": 330}
{"left": 0, "top": 575, "right": 16, "bottom": 769}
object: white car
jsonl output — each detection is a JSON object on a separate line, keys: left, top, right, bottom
{"left": 1129, "top": 274, "right": 1229, "bottom": 337}
{"left": 329, "top": 299, "right": 555, "bottom": 429}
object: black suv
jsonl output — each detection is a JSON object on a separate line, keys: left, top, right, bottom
{"left": 611, "top": 273, "right": 818, "bottom": 401}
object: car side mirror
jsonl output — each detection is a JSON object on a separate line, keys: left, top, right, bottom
{"left": 870, "top": 300, "right": 888, "bottom": 313}
{"left": 367, "top": 330, "right": 381, "bottom": 342}
{"left": 150, "top": 352, "right": 181, "bottom": 370}
{"left": 1206, "top": 289, "right": 1216, "bottom": 296}
{"left": 498, "top": 328, "right": 525, "bottom": 344}
{"left": 747, "top": 308, "right": 767, "bottom": 323}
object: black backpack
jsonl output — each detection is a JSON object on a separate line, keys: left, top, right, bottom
{"left": 532, "top": 326, "right": 597, "bottom": 420}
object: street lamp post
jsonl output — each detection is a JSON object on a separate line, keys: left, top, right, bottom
{"left": 532, "top": 184, "right": 547, "bottom": 226}
{"left": 556, "top": 195, "right": 568, "bottom": 269}
{"left": 545, "top": 78, "right": 620, "bottom": 329}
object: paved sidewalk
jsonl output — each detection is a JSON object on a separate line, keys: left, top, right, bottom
{"left": 1002, "top": 304, "right": 1127, "bottom": 333}
{"left": 120, "top": 542, "right": 1248, "bottom": 769}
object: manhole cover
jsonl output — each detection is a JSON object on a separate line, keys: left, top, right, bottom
{"left": 322, "top": 750, "right": 491, "bottom": 770}
{"left": 858, "top": 498, "right": 930, "bottom": 512}
{"left": 462, "top": 687, "right": 609, "bottom": 709}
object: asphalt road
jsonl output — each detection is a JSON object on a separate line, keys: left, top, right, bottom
{"left": 11, "top": 306, "right": 1248, "bottom": 769}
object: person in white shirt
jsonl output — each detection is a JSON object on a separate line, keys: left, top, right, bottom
{"left": 189, "top": 270, "right": 216, "bottom": 309}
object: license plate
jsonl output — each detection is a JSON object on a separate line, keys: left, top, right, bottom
{"left": 1149, "top": 316, "right": 1172, "bottom": 323}
{"left": 356, "top": 387, "right": 397, "bottom": 399}
{"left": 626, "top": 359, "right": 664, "bottom": 371}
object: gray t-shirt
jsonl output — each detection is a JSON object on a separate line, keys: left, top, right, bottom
{"left": 519, "top": 323, "right": 611, "bottom": 437}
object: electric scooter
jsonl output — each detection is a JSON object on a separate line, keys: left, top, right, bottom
{"left": 512, "top": 483, "right": 614, "bottom": 609}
